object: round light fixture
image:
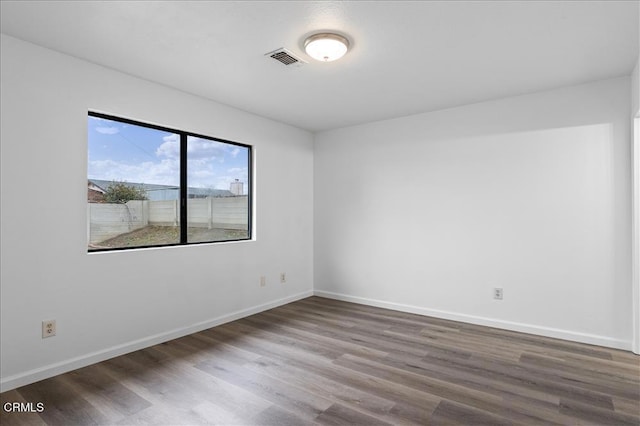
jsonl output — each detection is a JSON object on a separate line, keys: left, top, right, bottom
{"left": 304, "top": 33, "right": 350, "bottom": 62}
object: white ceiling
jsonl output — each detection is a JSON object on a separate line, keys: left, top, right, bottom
{"left": 1, "top": 1, "right": 638, "bottom": 132}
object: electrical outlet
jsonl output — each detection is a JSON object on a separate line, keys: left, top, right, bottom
{"left": 493, "top": 288, "right": 503, "bottom": 300}
{"left": 42, "top": 320, "right": 56, "bottom": 338}
{"left": 280, "top": 273, "right": 286, "bottom": 283}
{"left": 260, "top": 276, "right": 266, "bottom": 287}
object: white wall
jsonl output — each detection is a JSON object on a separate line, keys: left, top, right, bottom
{"left": 632, "top": 57, "right": 640, "bottom": 354}
{"left": 0, "top": 35, "right": 314, "bottom": 391}
{"left": 632, "top": 59, "right": 639, "bottom": 117}
{"left": 315, "top": 77, "right": 633, "bottom": 349}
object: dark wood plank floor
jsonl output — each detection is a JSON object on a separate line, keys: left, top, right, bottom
{"left": 2, "top": 296, "right": 639, "bottom": 425}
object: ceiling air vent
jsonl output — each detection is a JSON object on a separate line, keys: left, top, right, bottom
{"left": 265, "top": 48, "right": 306, "bottom": 67}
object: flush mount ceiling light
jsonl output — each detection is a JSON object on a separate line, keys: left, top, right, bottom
{"left": 304, "top": 33, "right": 350, "bottom": 62}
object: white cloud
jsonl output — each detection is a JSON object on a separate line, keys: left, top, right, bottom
{"left": 187, "top": 137, "right": 228, "bottom": 161}
{"left": 156, "top": 134, "right": 180, "bottom": 159}
{"left": 88, "top": 158, "right": 180, "bottom": 186}
{"left": 95, "top": 127, "right": 119, "bottom": 135}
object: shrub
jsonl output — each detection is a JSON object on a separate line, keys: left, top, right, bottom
{"left": 104, "top": 182, "right": 148, "bottom": 203}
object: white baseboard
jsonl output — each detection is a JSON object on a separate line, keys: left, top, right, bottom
{"left": 0, "top": 290, "right": 313, "bottom": 393}
{"left": 314, "top": 290, "right": 631, "bottom": 351}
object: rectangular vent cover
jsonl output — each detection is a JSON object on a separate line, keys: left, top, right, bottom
{"left": 265, "top": 48, "right": 306, "bottom": 67}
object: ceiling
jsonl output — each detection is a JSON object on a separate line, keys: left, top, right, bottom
{"left": 1, "top": 1, "right": 638, "bottom": 132}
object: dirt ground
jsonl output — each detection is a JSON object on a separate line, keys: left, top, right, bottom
{"left": 90, "top": 225, "right": 248, "bottom": 250}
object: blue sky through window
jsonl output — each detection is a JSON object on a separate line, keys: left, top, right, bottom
{"left": 88, "top": 116, "right": 249, "bottom": 193}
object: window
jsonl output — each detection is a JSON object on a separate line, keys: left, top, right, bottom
{"left": 87, "top": 112, "right": 251, "bottom": 251}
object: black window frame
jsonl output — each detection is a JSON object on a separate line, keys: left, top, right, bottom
{"left": 88, "top": 111, "right": 253, "bottom": 252}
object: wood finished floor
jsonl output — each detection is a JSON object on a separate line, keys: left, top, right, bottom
{"left": 1, "top": 296, "right": 639, "bottom": 426}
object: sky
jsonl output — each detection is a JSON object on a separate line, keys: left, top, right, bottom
{"left": 87, "top": 116, "right": 249, "bottom": 193}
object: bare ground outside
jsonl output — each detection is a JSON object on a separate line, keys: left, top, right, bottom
{"left": 89, "top": 225, "right": 248, "bottom": 250}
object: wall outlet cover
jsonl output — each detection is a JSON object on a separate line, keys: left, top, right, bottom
{"left": 42, "top": 320, "right": 56, "bottom": 338}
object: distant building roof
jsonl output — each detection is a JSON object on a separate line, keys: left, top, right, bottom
{"left": 90, "top": 179, "right": 177, "bottom": 192}
{"left": 88, "top": 179, "right": 234, "bottom": 197}
{"left": 187, "top": 187, "right": 234, "bottom": 197}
